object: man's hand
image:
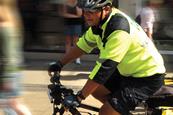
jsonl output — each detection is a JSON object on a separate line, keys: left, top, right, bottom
{"left": 63, "top": 95, "right": 81, "bottom": 109}
{"left": 48, "top": 61, "right": 63, "bottom": 76}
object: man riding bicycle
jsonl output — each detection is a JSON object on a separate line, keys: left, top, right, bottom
{"left": 48, "top": 0, "right": 166, "bottom": 114}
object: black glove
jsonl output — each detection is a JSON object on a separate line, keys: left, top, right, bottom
{"left": 63, "top": 95, "right": 81, "bottom": 108}
{"left": 48, "top": 61, "right": 63, "bottom": 73}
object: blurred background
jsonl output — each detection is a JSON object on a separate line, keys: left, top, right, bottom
{"left": 18, "top": 0, "right": 173, "bottom": 52}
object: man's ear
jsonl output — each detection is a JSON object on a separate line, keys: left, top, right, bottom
{"left": 103, "top": 6, "right": 111, "bottom": 16}
{"left": 103, "top": 6, "right": 111, "bottom": 13}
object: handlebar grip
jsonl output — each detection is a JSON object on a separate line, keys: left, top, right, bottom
{"left": 50, "top": 72, "right": 61, "bottom": 84}
{"left": 48, "top": 71, "right": 60, "bottom": 77}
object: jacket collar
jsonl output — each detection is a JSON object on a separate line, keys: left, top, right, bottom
{"left": 91, "top": 10, "right": 112, "bottom": 36}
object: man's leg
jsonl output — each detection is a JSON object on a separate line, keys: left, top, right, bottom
{"left": 92, "top": 69, "right": 121, "bottom": 103}
{"left": 91, "top": 85, "right": 110, "bottom": 103}
{"left": 93, "top": 86, "right": 132, "bottom": 115}
{"left": 99, "top": 101, "right": 120, "bottom": 115}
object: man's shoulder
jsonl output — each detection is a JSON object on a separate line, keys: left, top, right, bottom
{"left": 104, "top": 14, "right": 130, "bottom": 38}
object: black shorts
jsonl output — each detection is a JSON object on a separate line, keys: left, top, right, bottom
{"left": 104, "top": 69, "right": 165, "bottom": 115}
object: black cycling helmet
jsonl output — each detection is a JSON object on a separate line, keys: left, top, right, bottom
{"left": 77, "top": 0, "right": 112, "bottom": 11}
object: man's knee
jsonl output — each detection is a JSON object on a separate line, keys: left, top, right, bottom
{"left": 91, "top": 92, "right": 107, "bottom": 103}
{"left": 92, "top": 91, "right": 110, "bottom": 103}
{"left": 91, "top": 85, "right": 110, "bottom": 103}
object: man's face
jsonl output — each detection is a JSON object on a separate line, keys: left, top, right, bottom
{"left": 83, "top": 10, "right": 102, "bottom": 26}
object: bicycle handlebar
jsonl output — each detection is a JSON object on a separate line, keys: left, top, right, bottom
{"left": 48, "top": 72, "right": 82, "bottom": 115}
{"left": 48, "top": 72, "right": 100, "bottom": 115}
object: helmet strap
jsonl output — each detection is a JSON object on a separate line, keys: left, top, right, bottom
{"left": 98, "top": 9, "right": 103, "bottom": 27}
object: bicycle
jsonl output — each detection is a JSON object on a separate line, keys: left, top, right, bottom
{"left": 47, "top": 72, "right": 173, "bottom": 115}
{"left": 47, "top": 72, "right": 100, "bottom": 115}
